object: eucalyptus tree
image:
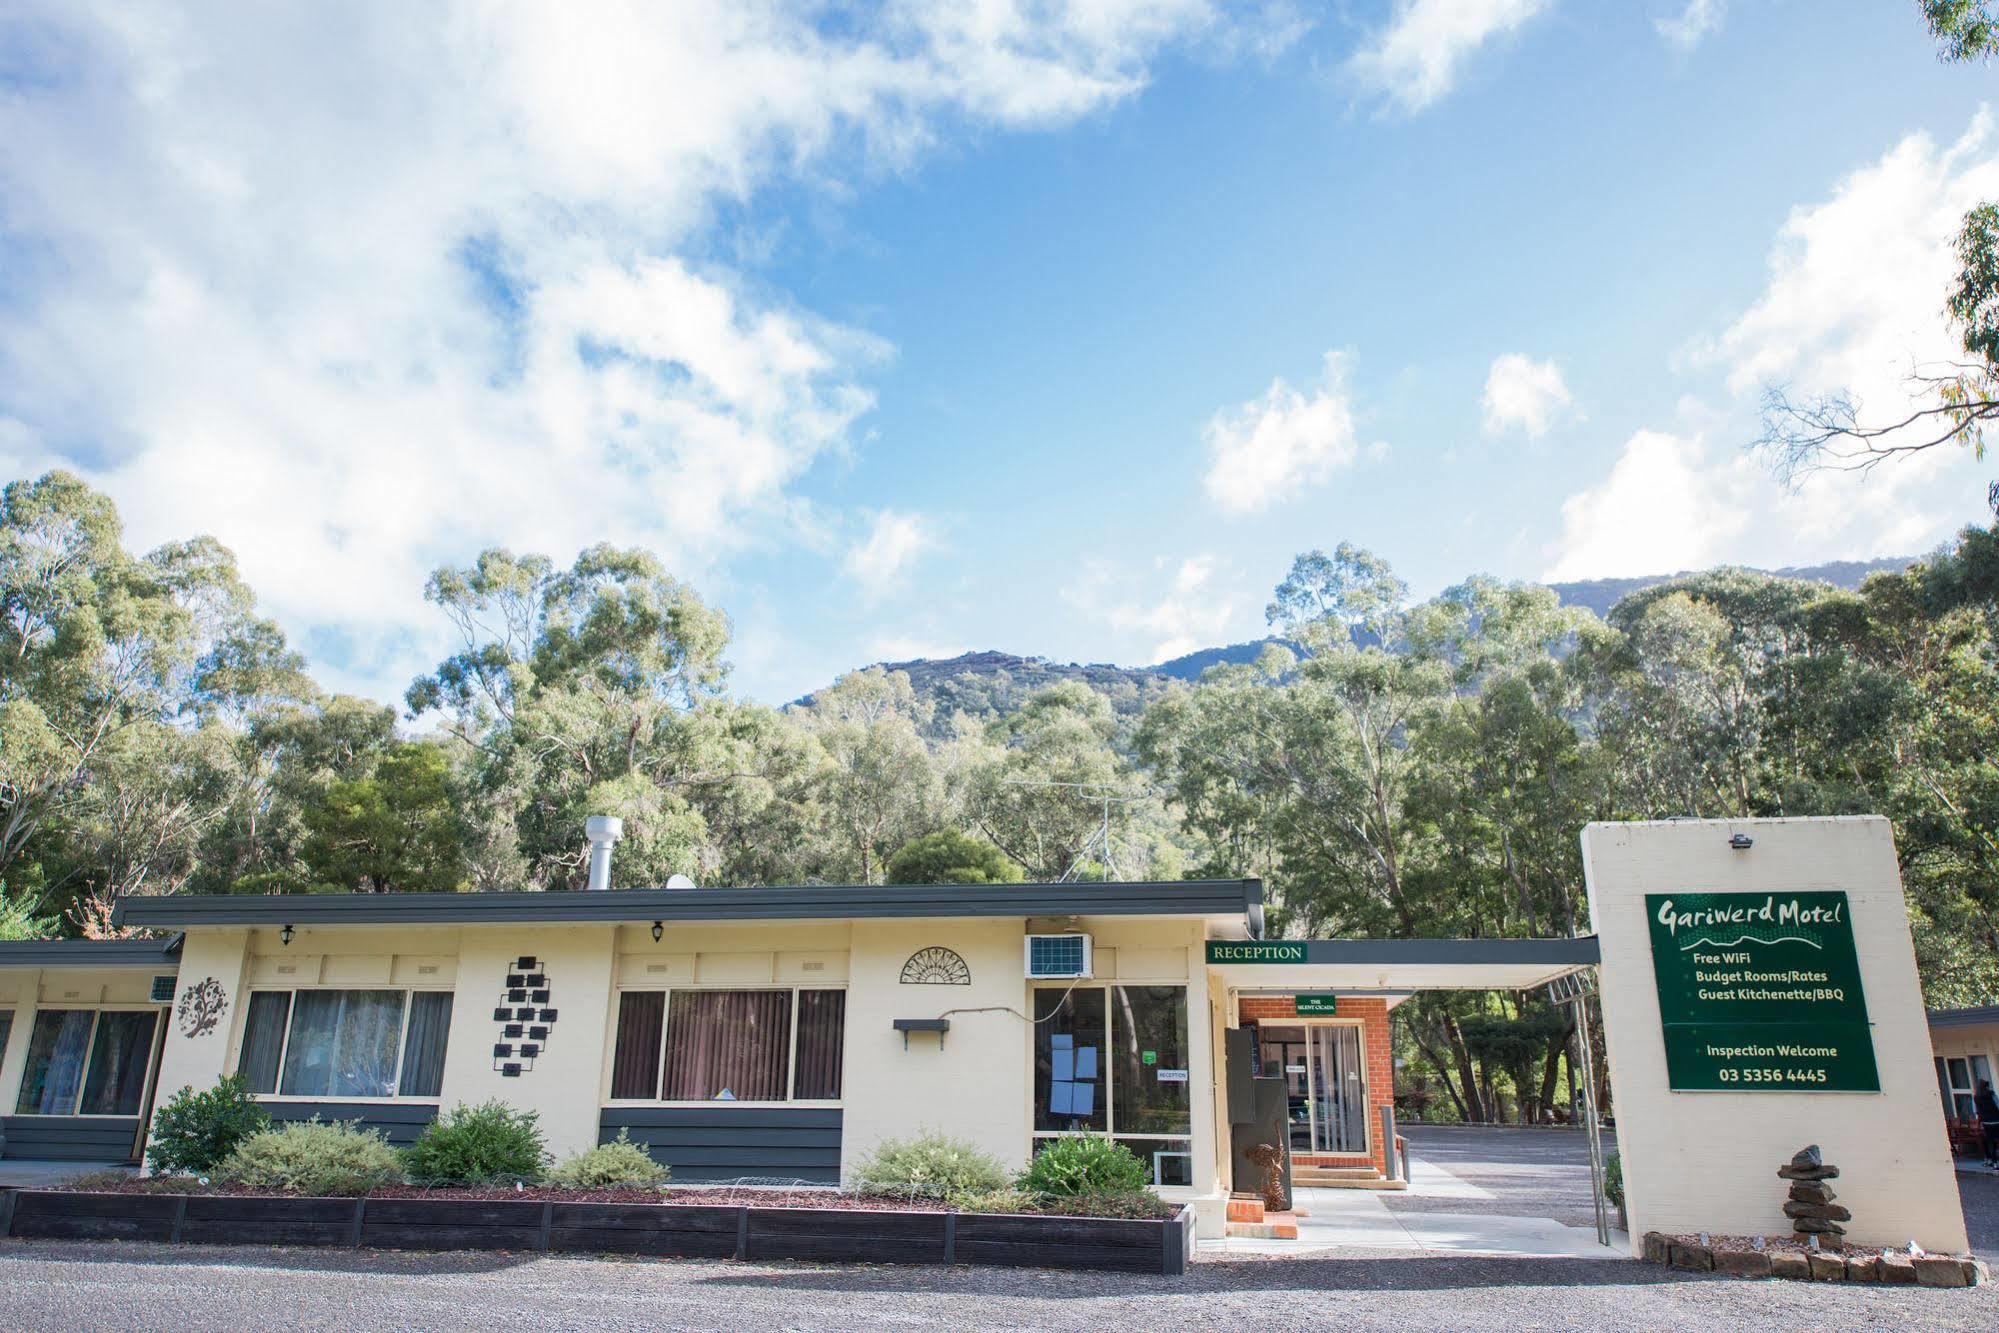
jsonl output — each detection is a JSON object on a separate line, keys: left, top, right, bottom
{"left": 0, "top": 471, "right": 312, "bottom": 925}
{"left": 794, "top": 668, "right": 941, "bottom": 884}
{"left": 406, "top": 545, "right": 745, "bottom": 889}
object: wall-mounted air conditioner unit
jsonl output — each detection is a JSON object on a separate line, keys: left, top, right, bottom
{"left": 1024, "top": 933, "right": 1093, "bottom": 979}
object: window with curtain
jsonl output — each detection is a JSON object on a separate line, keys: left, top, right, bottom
{"left": 280, "top": 990, "right": 408, "bottom": 1098}
{"left": 16, "top": 1010, "right": 96, "bottom": 1114}
{"left": 398, "top": 992, "right": 454, "bottom": 1098}
{"left": 662, "top": 990, "right": 792, "bottom": 1101}
{"left": 16, "top": 1010, "right": 162, "bottom": 1116}
{"left": 793, "top": 990, "right": 845, "bottom": 1100}
{"left": 610, "top": 991, "right": 666, "bottom": 1100}
{"left": 237, "top": 992, "right": 293, "bottom": 1095}
{"left": 608, "top": 989, "right": 844, "bottom": 1102}
{"left": 79, "top": 1011, "right": 159, "bottom": 1115}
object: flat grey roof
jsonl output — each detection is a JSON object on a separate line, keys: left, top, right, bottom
{"left": 0, "top": 938, "right": 182, "bottom": 969}
{"left": 111, "top": 879, "right": 1264, "bottom": 929}
{"left": 1929, "top": 1004, "right": 1999, "bottom": 1028}
{"left": 1277, "top": 937, "right": 1601, "bottom": 965}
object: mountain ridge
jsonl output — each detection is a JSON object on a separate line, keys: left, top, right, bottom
{"left": 794, "top": 557, "right": 1916, "bottom": 716}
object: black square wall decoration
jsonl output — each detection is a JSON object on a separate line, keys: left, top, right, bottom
{"left": 493, "top": 958, "right": 556, "bottom": 1076}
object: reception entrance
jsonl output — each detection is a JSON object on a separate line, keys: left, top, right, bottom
{"left": 1257, "top": 1023, "right": 1369, "bottom": 1156}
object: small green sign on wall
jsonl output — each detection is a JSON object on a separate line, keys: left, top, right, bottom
{"left": 1294, "top": 995, "right": 1339, "bottom": 1015}
{"left": 1645, "top": 891, "right": 1879, "bottom": 1092}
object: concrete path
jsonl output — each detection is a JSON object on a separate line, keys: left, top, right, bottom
{"left": 1201, "top": 1149, "right": 1626, "bottom": 1260}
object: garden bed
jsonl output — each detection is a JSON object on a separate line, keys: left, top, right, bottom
{"left": 0, "top": 1185, "right": 1194, "bottom": 1275}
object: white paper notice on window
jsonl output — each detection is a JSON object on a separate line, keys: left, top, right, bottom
{"left": 1156, "top": 1069, "right": 1189, "bottom": 1082}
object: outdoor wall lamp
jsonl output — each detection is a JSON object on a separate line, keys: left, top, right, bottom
{"left": 651, "top": 920, "right": 664, "bottom": 943}
{"left": 279, "top": 923, "right": 294, "bottom": 945}
{"left": 1729, "top": 834, "right": 1754, "bottom": 851}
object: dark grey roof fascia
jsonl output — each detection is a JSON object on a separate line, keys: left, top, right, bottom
{"left": 0, "top": 938, "right": 183, "bottom": 969}
{"left": 1929, "top": 1004, "right": 1999, "bottom": 1027}
{"left": 1277, "top": 937, "right": 1602, "bottom": 966}
{"left": 111, "top": 879, "right": 1265, "bottom": 929}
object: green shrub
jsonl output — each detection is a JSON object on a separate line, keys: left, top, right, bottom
{"left": 547, "top": 1131, "right": 668, "bottom": 1189}
{"left": 147, "top": 1074, "right": 271, "bottom": 1175}
{"left": 849, "top": 1131, "right": 1012, "bottom": 1198}
{"left": 1018, "top": 1135, "right": 1149, "bottom": 1198}
{"left": 947, "top": 1187, "right": 1037, "bottom": 1214}
{"left": 218, "top": 1120, "right": 403, "bottom": 1195}
{"left": 1032, "top": 1190, "right": 1177, "bottom": 1220}
{"left": 401, "top": 1100, "right": 547, "bottom": 1183}
{"left": 1604, "top": 1152, "right": 1623, "bottom": 1207}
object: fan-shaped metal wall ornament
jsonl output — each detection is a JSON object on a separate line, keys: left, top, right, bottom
{"left": 900, "top": 947, "right": 972, "bottom": 986}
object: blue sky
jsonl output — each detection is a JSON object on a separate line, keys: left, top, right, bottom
{"left": 3, "top": 1, "right": 1996, "bottom": 708}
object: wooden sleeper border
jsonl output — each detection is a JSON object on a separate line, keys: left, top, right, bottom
{"left": 0, "top": 1188, "right": 1194, "bottom": 1276}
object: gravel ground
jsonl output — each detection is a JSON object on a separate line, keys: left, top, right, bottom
{"left": 1, "top": 1237, "right": 1996, "bottom": 1331}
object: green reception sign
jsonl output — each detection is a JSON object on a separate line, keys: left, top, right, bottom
{"left": 1645, "top": 891, "right": 1879, "bottom": 1092}
{"left": 1206, "top": 940, "right": 1306, "bottom": 964}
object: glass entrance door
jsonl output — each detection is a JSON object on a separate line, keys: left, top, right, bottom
{"left": 1255, "top": 1019, "right": 1368, "bottom": 1156}
{"left": 1310, "top": 1026, "right": 1368, "bottom": 1154}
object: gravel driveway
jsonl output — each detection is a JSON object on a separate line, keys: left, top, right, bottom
{"left": 2, "top": 1237, "right": 1996, "bottom": 1332}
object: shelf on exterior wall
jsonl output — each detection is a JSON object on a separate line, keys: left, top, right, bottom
{"left": 892, "top": 1018, "right": 950, "bottom": 1050}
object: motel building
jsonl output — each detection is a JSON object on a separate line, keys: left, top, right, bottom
{"left": 1, "top": 817, "right": 1974, "bottom": 1259}
{"left": 0, "top": 821, "right": 1604, "bottom": 1240}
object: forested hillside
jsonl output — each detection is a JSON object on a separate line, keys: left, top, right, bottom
{"left": 4, "top": 470, "right": 1995, "bottom": 1123}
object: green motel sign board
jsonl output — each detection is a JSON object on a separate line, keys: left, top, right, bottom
{"left": 1645, "top": 891, "right": 1879, "bottom": 1093}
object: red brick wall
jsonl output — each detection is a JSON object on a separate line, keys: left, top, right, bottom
{"left": 1236, "top": 995, "right": 1394, "bottom": 1174}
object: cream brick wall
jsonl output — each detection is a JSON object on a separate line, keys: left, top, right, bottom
{"left": 436, "top": 924, "right": 618, "bottom": 1161}
{"left": 1584, "top": 816, "right": 1968, "bottom": 1253}
{"left": 145, "top": 930, "right": 253, "bottom": 1130}
{"left": 842, "top": 918, "right": 1032, "bottom": 1178}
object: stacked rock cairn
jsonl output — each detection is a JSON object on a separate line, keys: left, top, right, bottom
{"left": 1779, "top": 1144, "right": 1850, "bottom": 1241}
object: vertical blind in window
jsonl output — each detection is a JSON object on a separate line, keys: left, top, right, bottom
{"left": 398, "top": 993, "right": 454, "bottom": 1098}
{"left": 611, "top": 991, "right": 666, "bottom": 1100}
{"left": 662, "top": 990, "right": 792, "bottom": 1101}
{"left": 609, "top": 989, "right": 847, "bottom": 1102}
{"left": 793, "top": 990, "right": 845, "bottom": 1100}
{"left": 281, "top": 990, "right": 407, "bottom": 1098}
{"left": 237, "top": 992, "right": 293, "bottom": 1095}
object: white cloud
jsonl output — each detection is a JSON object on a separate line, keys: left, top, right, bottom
{"left": 1202, "top": 352, "right": 1361, "bottom": 513}
{"left": 843, "top": 510, "right": 937, "bottom": 597}
{"left": 1656, "top": 0, "right": 1724, "bottom": 50}
{"left": 1067, "top": 554, "right": 1239, "bottom": 663}
{"left": 0, "top": 0, "right": 1238, "bottom": 701}
{"left": 1348, "top": 0, "right": 1552, "bottom": 112}
{"left": 1481, "top": 353, "right": 1576, "bottom": 437}
{"left": 1550, "top": 114, "right": 1999, "bottom": 583}
{"left": 1543, "top": 430, "right": 1749, "bottom": 581}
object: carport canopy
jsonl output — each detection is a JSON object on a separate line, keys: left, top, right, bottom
{"left": 1206, "top": 936, "right": 1600, "bottom": 992}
